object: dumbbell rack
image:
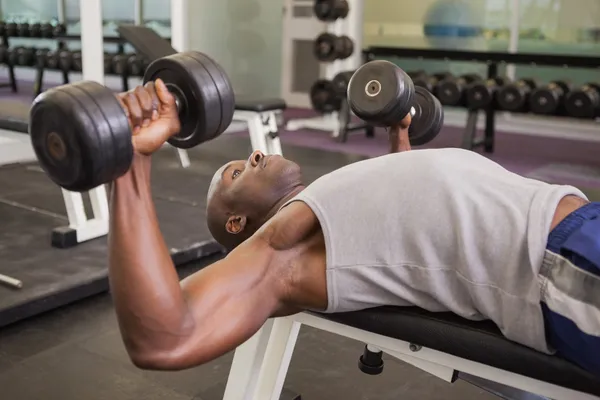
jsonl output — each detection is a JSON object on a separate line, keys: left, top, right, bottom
{"left": 0, "top": 34, "right": 19, "bottom": 93}
{"left": 286, "top": 0, "right": 365, "bottom": 139}
{"left": 364, "top": 47, "right": 600, "bottom": 153}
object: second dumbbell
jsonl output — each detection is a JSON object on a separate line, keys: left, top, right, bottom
{"left": 314, "top": 33, "right": 354, "bottom": 62}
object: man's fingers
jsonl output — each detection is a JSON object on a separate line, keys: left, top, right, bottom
{"left": 134, "top": 86, "right": 154, "bottom": 126}
{"left": 154, "top": 78, "right": 176, "bottom": 108}
{"left": 143, "top": 81, "right": 160, "bottom": 119}
{"left": 123, "top": 91, "right": 143, "bottom": 129}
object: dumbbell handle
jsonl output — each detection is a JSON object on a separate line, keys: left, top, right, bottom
{"left": 0, "top": 273, "right": 22, "bottom": 289}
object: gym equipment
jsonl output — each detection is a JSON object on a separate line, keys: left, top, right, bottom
{"left": 358, "top": 345, "right": 384, "bottom": 375}
{"left": 436, "top": 73, "right": 482, "bottom": 107}
{"left": 58, "top": 50, "right": 73, "bottom": 72}
{"left": 53, "top": 23, "right": 67, "bottom": 37}
{"left": 45, "top": 50, "right": 60, "bottom": 69}
{"left": 127, "top": 53, "right": 145, "bottom": 76}
{"left": 564, "top": 82, "right": 600, "bottom": 119}
{"left": 314, "top": 33, "right": 354, "bottom": 62}
{"left": 310, "top": 79, "right": 340, "bottom": 113}
{"left": 29, "top": 51, "right": 236, "bottom": 192}
{"left": 18, "top": 47, "right": 35, "bottom": 66}
{"left": 332, "top": 70, "right": 354, "bottom": 97}
{"left": 111, "top": 53, "right": 128, "bottom": 75}
{"left": 34, "top": 48, "right": 50, "bottom": 68}
{"left": 17, "top": 22, "right": 30, "bottom": 37}
{"left": 529, "top": 80, "right": 570, "bottom": 115}
{"left": 466, "top": 77, "right": 510, "bottom": 110}
{"left": 413, "top": 72, "right": 453, "bottom": 94}
{"left": 0, "top": 273, "right": 22, "bottom": 289}
{"left": 40, "top": 23, "right": 54, "bottom": 38}
{"left": 72, "top": 51, "right": 82, "bottom": 72}
{"left": 496, "top": 79, "right": 537, "bottom": 112}
{"left": 30, "top": 22, "right": 42, "bottom": 37}
{"left": 104, "top": 53, "right": 114, "bottom": 74}
{"left": 5, "top": 22, "right": 17, "bottom": 37}
{"left": 0, "top": 45, "right": 7, "bottom": 64}
{"left": 0, "top": 21, "right": 5, "bottom": 36}
{"left": 347, "top": 60, "right": 444, "bottom": 145}
{"left": 314, "top": 0, "right": 349, "bottom": 21}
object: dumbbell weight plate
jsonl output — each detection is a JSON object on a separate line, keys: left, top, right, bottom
{"left": 104, "top": 53, "right": 114, "bottom": 74}
{"left": 564, "top": 83, "right": 600, "bottom": 119}
{"left": 529, "top": 81, "right": 570, "bottom": 115}
{"left": 30, "top": 23, "right": 42, "bottom": 37}
{"left": 408, "top": 86, "right": 444, "bottom": 146}
{"left": 59, "top": 50, "right": 73, "bottom": 71}
{"left": 0, "top": 46, "right": 7, "bottom": 64}
{"left": 6, "top": 23, "right": 17, "bottom": 37}
{"left": 314, "top": 0, "right": 349, "bottom": 21}
{"left": 332, "top": 70, "right": 355, "bottom": 97}
{"left": 127, "top": 54, "right": 144, "bottom": 76}
{"left": 336, "top": 35, "right": 354, "bottom": 60}
{"left": 29, "top": 81, "right": 133, "bottom": 192}
{"left": 112, "top": 54, "right": 128, "bottom": 75}
{"left": 348, "top": 60, "right": 415, "bottom": 127}
{"left": 496, "top": 79, "right": 535, "bottom": 112}
{"left": 17, "top": 23, "right": 30, "bottom": 37}
{"left": 143, "top": 51, "right": 235, "bottom": 149}
{"left": 314, "top": 33, "right": 339, "bottom": 62}
{"left": 40, "top": 23, "right": 54, "bottom": 38}
{"left": 0, "top": 21, "right": 5, "bottom": 36}
{"left": 46, "top": 51, "right": 60, "bottom": 69}
{"left": 72, "top": 51, "right": 82, "bottom": 71}
{"left": 310, "top": 79, "right": 340, "bottom": 113}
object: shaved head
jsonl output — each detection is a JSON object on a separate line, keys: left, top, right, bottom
{"left": 206, "top": 151, "right": 304, "bottom": 250}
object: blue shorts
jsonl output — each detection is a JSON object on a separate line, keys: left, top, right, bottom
{"left": 542, "top": 202, "right": 600, "bottom": 376}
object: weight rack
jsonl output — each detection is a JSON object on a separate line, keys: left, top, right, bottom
{"left": 363, "top": 47, "right": 600, "bottom": 153}
{"left": 286, "top": 0, "right": 366, "bottom": 140}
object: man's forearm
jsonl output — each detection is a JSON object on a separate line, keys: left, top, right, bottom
{"left": 108, "top": 158, "right": 193, "bottom": 361}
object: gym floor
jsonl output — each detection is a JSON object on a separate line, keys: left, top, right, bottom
{"left": 1, "top": 81, "right": 600, "bottom": 400}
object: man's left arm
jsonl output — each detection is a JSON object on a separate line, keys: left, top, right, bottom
{"left": 388, "top": 114, "right": 412, "bottom": 153}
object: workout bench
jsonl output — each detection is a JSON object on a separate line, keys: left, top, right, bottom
{"left": 222, "top": 307, "right": 600, "bottom": 400}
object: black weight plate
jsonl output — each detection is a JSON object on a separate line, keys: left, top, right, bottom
{"left": 529, "top": 86, "right": 560, "bottom": 115}
{"left": 496, "top": 84, "right": 527, "bottom": 111}
{"left": 46, "top": 51, "right": 59, "bottom": 69}
{"left": 338, "top": 35, "right": 354, "bottom": 59}
{"left": 314, "top": 0, "right": 335, "bottom": 21}
{"left": 314, "top": 33, "right": 337, "bottom": 62}
{"left": 436, "top": 79, "right": 462, "bottom": 106}
{"left": 184, "top": 52, "right": 236, "bottom": 141}
{"left": 408, "top": 86, "right": 444, "bottom": 146}
{"left": 348, "top": 60, "right": 415, "bottom": 127}
{"left": 58, "top": 50, "right": 73, "bottom": 71}
{"left": 72, "top": 51, "right": 82, "bottom": 71}
{"left": 310, "top": 79, "right": 340, "bottom": 113}
{"left": 564, "top": 86, "right": 600, "bottom": 119}
{"left": 144, "top": 51, "right": 233, "bottom": 149}
{"left": 29, "top": 82, "right": 99, "bottom": 191}
{"left": 466, "top": 80, "right": 495, "bottom": 109}
{"left": 30, "top": 23, "right": 42, "bottom": 37}
{"left": 332, "top": 70, "right": 354, "bottom": 97}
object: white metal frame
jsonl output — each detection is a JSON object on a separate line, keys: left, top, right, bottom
{"left": 285, "top": 0, "right": 364, "bottom": 138}
{"left": 233, "top": 110, "right": 283, "bottom": 155}
{"left": 223, "top": 313, "right": 600, "bottom": 400}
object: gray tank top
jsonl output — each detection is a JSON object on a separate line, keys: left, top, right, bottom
{"left": 282, "top": 148, "right": 586, "bottom": 353}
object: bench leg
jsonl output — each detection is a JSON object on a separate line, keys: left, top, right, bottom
{"left": 248, "top": 114, "right": 269, "bottom": 154}
{"left": 264, "top": 111, "right": 283, "bottom": 156}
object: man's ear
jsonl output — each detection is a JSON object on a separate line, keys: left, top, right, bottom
{"left": 225, "top": 215, "right": 247, "bottom": 235}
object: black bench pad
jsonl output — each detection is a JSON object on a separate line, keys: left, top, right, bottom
{"left": 0, "top": 101, "right": 30, "bottom": 133}
{"left": 313, "top": 307, "right": 600, "bottom": 397}
{"left": 235, "top": 98, "right": 287, "bottom": 112}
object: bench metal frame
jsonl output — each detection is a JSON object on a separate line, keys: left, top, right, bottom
{"left": 222, "top": 314, "right": 599, "bottom": 400}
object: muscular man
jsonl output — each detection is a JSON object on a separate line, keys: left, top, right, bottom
{"left": 109, "top": 81, "right": 600, "bottom": 377}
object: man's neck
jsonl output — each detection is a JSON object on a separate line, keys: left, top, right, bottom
{"left": 264, "top": 185, "right": 305, "bottom": 222}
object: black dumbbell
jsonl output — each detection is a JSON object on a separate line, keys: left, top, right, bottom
{"left": 332, "top": 70, "right": 355, "bottom": 97}
{"left": 104, "top": 53, "right": 115, "bottom": 74}
{"left": 314, "top": 33, "right": 354, "bottom": 62}
{"left": 529, "top": 80, "right": 570, "bottom": 115}
{"left": 35, "top": 48, "right": 50, "bottom": 68}
{"left": 45, "top": 50, "right": 60, "bottom": 69}
{"left": 40, "top": 23, "right": 54, "bottom": 38}
{"left": 5, "top": 22, "right": 17, "bottom": 37}
{"left": 58, "top": 50, "right": 74, "bottom": 72}
{"left": 0, "top": 21, "right": 5, "bottom": 36}
{"left": 496, "top": 79, "right": 537, "bottom": 112}
{"left": 436, "top": 73, "right": 482, "bottom": 107}
{"left": 53, "top": 23, "right": 67, "bottom": 37}
{"left": 0, "top": 45, "right": 8, "bottom": 64}
{"left": 72, "top": 51, "right": 82, "bottom": 72}
{"left": 18, "top": 47, "right": 36, "bottom": 66}
{"left": 30, "top": 23, "right": 42, "bottom": 37}
{"left": 564, "top": 83, "right": 600, "bottom": 119}
{"left": 17, "top": 23, "right": 31, "bottom": 37}
{"left": 111, "top": 53, "right": 129, "bottom": 76}
{"left": 7, "top": 47, "right": 21, "bottom": 65}
{"left": 310, "top": 79, "right": 341, "bottom": 113}
{"left": 127, "top": 53, "right": 145, "bottom": 77}
{"left": 466, "top": 77, "right": 510, "bottom": 110}
{"left": 29, "top": 51, "right": 236, "bottom": 192}
{"left": 314, "top": 0, "right": 349, "bottom": 21}
{"left": 413, "top": 72, "right": 453, "bottom": 94}
{"left": 347, "top": 60, "right": 444, "bottom": 146}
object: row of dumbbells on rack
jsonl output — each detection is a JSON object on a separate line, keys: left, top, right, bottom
{"left": 311, "top": 70, "right": 600, "bottom": 120}
{"left": 312, "top": 0, "right": 355, "bottom": 62}
{"left": 0, "top": 20, "right": 67, "bottom": 38}
{"left": 410, "top": 71, "right": 599, "bottom": 119}
{"left": 0, "top": 46, "right": 149, "bottom": 77}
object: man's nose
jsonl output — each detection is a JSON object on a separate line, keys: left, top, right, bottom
{"left": 248, "top": 150, "right": 264, "bottom": 167}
